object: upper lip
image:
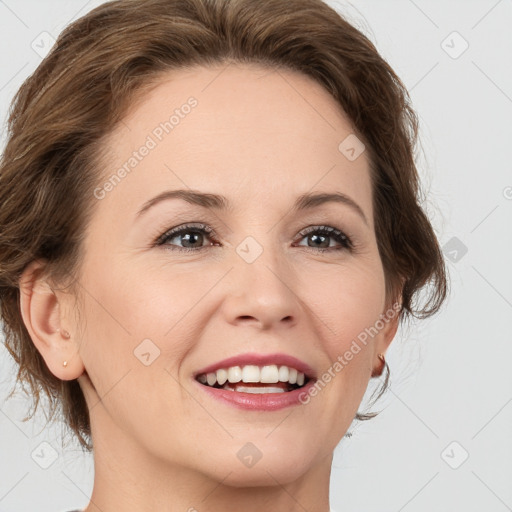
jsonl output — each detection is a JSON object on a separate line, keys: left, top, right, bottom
{"left": 194, "top": 353, "right": 317, "bottom": 380}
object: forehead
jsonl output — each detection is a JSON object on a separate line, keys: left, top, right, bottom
{"left": 93, "top": 63, "right": 372, "bottom": 222}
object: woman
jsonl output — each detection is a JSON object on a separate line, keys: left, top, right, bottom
{"left": 0, "top": 0, "right": 447, "bottom": 510}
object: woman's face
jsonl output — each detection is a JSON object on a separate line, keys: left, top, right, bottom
{"left": 66, "top": 63, "right": 398, "bottom": 484}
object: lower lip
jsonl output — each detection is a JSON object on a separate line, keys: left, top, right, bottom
{"left": 194, "top": 378, "right": 317, "bottom": 411}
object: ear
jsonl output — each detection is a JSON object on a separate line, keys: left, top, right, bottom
{"left": 19, "top": 259, "right": 84, "bottom": 381}
{"left": 372, "top": 300, "right": 402, "bottom": 374}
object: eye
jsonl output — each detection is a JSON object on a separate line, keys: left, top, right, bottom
{"left": 155, "top": 223, "right": 217, "bottom": 252}
{"left": 155, "top": 223, "right": 353, "bottom": 253}
{"left": 294, "top": 225, "right": 353, "bottom": 252}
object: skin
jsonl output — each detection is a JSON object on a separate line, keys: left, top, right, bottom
{"left": 20, "top": 63, "right": 399, "bottom": 512}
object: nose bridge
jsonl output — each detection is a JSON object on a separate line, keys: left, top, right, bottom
{"left": 223, "top": 232, "right": 301, "bottom": 328}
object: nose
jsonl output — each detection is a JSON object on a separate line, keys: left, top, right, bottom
{"left": 221, "top": 243, "right": 301, "bottom": 331}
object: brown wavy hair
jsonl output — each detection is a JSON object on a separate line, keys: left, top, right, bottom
{"left": 0, "top": 0, "right": 447, "bottom": 451}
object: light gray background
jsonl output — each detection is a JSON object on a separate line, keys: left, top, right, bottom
{"left": 0, "top": 1, "right": 511, "bottom": 511}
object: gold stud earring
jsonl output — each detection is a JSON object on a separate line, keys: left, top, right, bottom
{"left": 371, "top": 353, "right": 386, "bottom": 377}
{"left": 63, "top": 360, "right": 68, "bottom": 367}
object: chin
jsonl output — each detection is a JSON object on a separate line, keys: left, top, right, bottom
{"left": 198, "top": 444, "right": 319, "bottom": 488}
{"left": 217, "top": 463, "right": 312, "bottom": 488}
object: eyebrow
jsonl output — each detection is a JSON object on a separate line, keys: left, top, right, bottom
{"left": 136, "top": 189, "right": 368, "bottom": 225}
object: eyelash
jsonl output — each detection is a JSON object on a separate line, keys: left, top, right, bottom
{"left": 155, "top": 222, "right": 354, "bottom": 253}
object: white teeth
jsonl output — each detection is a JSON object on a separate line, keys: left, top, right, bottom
{"left": 278, "top": 365, "right": 289, "bottom": 382}
{"left": 197, "top": 364, "right": 309, "bottom": 389}
{"left": 242, "top": 365, "right": 260, "bottom": 382}
{"left": 216, "top": 368, "right": 228, "bottom": 385}
{"left": 227, "top": 366, "right": 242, "bottom": 383}
{"left": 260, "top": 365, "right": 279, "bottom": 383}
{"left": 222, "top": 384, "right": 286, "bottom": 394}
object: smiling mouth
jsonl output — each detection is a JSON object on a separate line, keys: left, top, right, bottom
{"left": 195, "top": 364, "right": 312, "bottom": 394}
{"left": 200, "top": 380, "right": 309, "bottom": 393}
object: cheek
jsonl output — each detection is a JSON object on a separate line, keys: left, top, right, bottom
{"left": 76, "top": 258, "right": 213, "bottom": 378}
{"left": 307, "top": 258, "right": 386, "bottom": 350}
{"left": 74, "top": 266, "right": 192, "bottom": 434}
{"left": 304, "top": 256, "right": 386, "bottom": 412}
